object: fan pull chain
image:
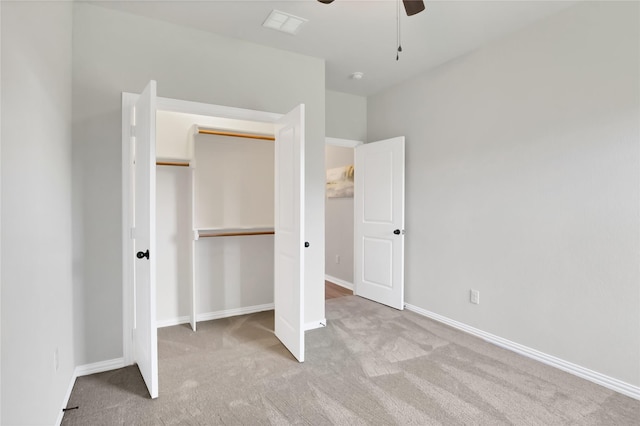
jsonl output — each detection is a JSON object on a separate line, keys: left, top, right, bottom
{"left": 396, "top": 0, "right": 402, "bottom": 60}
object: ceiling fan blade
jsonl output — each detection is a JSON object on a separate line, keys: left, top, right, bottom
{"left": 403, "top": 0, "right": 425, "bottom": 16}
{"left": 317, "top": 0, "right": 335, "bottom": 4}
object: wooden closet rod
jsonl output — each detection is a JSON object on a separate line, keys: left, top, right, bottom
{"left": 199, "top": 231, "right": 275, "bottom": 238}
{"left": 156, "top": 161, "right": 190, "bottom": 167}
{"left": 198, "top": 128, "right": 275, "bottom": 141}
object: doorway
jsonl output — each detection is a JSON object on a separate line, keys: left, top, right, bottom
{"left": 324, "top": 136, "right": 407, "bottom": 310}
{"left": 324, "top": 137, "right": 361, "bottom": 294}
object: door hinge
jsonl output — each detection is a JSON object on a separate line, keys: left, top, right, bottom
{"left": 130, "top": 125, "right": 136, "bottom": 138}
{"left": 130, "top": 227, "right": 136, "bottom": 239}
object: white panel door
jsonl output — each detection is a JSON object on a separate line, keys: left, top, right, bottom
{"left": 354, "top": 137, "right": 405, "bottom": 310}
{"left": 133, "top": 80, "right": 159, "bottom": 398}
{"left": 274, "top": 104, "right": 305, "bottom": 362}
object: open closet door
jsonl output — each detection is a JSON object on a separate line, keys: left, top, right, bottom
{"left": 133, "top": 80, "right": 159, "bottom": 398}
{"left": 274, "top": 104, "right": 305, "bottom": 362}
{"left": 354, "top": 137, "right": 405, "bottom": 310}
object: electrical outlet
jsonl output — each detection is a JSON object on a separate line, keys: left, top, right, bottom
{"left": 470, "top": 289, "right": 480, "bottom": 305}
{"left": 54, "top": 348, "right": 59, "bottom": 372}
{"left": 335, "top": 254, "right": 340, "bottom": 264}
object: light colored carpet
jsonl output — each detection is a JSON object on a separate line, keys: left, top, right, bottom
{"left": 62, "top": 296, "right": 639, "bottom": 425}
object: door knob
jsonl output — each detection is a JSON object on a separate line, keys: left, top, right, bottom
{"left": 304, "top": 242, "right": 310, "bottom": 248}
{"left": 393, "top": 229, "right": 401, "bottom": 235}
{"left": 137, "top": 249, "right": 149, "bottom": 259}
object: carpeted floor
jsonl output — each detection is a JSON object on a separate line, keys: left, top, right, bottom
{"left": 62, "top": 296, "right": 639, "bottom": 425}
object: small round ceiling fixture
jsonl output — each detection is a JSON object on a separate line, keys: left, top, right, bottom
{"left": 350, "top": 72, "right": 364, "bottom": 80}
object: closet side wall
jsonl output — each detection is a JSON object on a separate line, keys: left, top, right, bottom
{"left": 156, "top": 166, "right": 192, "bottom": 325}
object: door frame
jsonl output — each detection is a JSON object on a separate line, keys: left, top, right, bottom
{"left": 121, "top": 94, "right": 282, "bottom": 365}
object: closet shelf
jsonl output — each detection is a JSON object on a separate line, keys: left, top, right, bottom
{"left": 194, "top": 227, "right": 275, "bottom": 239}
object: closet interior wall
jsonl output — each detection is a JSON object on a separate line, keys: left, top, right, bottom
{"left": 155, "top": 110, "right": 275, "bottom": 328}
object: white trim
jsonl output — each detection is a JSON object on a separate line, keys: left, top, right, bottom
{"left": 157, "top": 316, "right": 191, "bottom": 328}
{"left": 75, "top": 357, "right": 127, "bottom": 377}
{"left": 157, "top": 304, "right": 276, "bottom": 328}
{"left": 57, "top": 357, "right": 128, "bottom": 425}
{"left": 121, "top": 92, "right": 137, "bottom": 366}
{"left": 157, "top": 96, "right": 282, "bottom": 123}
{"left": 405, "top": 304, "right": 640, "bottom": 401}
{"left": 305, "top": 319, "right": 327, "bottom": 331}
{"left": 325, "top": 274, "right": 353, "bottom": 291}
{"left": 56, "top": 372, "right": 77, "bottom": 426}
{"left": 325, "top": 137, "right": 363, "bottom": 148}
{"left": 198, "top": 303, "right": 275, "bottom": 322}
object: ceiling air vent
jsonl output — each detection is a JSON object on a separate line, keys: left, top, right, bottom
{"left": 262, "top": 10, "right": 308, "bottom": 35}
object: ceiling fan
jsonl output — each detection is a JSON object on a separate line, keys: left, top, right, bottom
{"left": 317, "top": 0, "right": 426, "bottom": 17}
{"left": 318, "top": 0, "right": 426, "bottom": 60}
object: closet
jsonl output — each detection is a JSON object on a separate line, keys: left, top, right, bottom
{"left": 126, "top": 83, "right": 305, "bottom": 398}
{"left": 155, "top": 110, "right": 276, "bottom": 331}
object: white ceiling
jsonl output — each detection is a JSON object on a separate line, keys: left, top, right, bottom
{"left": 92, "top": 0, "right": 577, "bottom": 96}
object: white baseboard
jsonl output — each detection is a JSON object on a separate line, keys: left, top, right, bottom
{"left": 158, "top": 303, "right": 276, "bottom": 328}
{"left": 75, "top": 357, "right": 127, "bottom": 377}
{"left": 305, "top": 319, "right": 327, "bottom": 331}
{"left": 157, "top": 316, "right": 190, "bottom": 328}
{"left": 56, "top": 371, "right": 78, "bottom": 426}
{"left": 325, "top": 274, "right": 353, "bottom": 291}
{"left": 159, "top": 306, "right": 325, "bottom": 331}
{"left": 405, "top": 304, "right": 640, "bottom": 401}
{"left": 198, "top": 303, "right": 275, "bottom": 322}
{"left": 58, "top": 357, "right": 128, "bottom": 425}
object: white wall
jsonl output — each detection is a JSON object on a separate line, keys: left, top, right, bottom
{"left": 1, "top": 2, "right": 76, "bottom": 424}
{"left": 326, "top": 90, "right": 367, "bottom": 142}
{"left": 196, "top": 235, "right": 274, "bottom": 315}
{"left": 325, "top": 146, "right": 355, "bottom": 284}
{"left": 368, "top": 1, "right": 639, "bottom": 387}
{"left": 72, "top": 3, "right": 325, "bottom": 364}
{"left": 193, "top": 135, "right": 274, "bottom": 229}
